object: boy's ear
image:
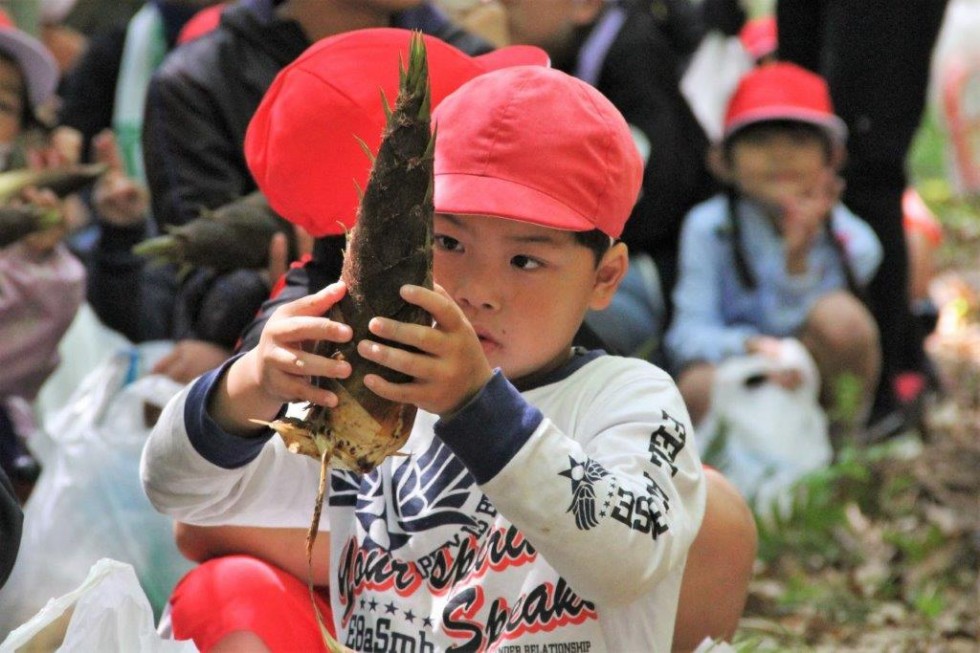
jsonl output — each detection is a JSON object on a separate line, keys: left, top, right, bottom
{"left": 706, "top": 144, "right": 733, "bottom": 184}
{"left": 830, "top": 143, "right": 847, "bottom": 171}
{"left": 571, "top": 0, "right": 605, "bottom": 26}
{"left": 589, "top": 241, "right": 629, "bottom": 311}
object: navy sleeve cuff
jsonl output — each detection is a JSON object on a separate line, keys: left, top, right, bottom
{"left": 434, "top": 370, "right": 543, "bottom": 484}
{"left": 183, "top": 354, "right": 276, "bottom": 469}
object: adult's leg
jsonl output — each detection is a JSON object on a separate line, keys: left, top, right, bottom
{"left": 673, "top": 468, "right": 757, "bottom": 651}
{"left": 778, "top": 0, "right": 949, "bottom": 412}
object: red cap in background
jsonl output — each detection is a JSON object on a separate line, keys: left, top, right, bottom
{"left": 723, "top": 62, "right": 847, "bottom": 145}
{"left": 738, "top": 16, "right": 777, "bottom": 62}
{"left": 245, "top": 27, "right": 548, "bottom": 237}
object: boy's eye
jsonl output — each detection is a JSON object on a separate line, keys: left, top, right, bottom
{"left": 511, "top": 255, "right": 542, "bottom": 270}
{"left": 0, "top": 99, "right": 20, "bottom": 116}
{"left": 433, "top": 234, "right": 462, "bottom": 252}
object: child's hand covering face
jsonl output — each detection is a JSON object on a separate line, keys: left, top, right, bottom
{"left": 780, "top": 169, "right": 844, "bottom": 257}
{"left": 358, "top": 283, "right": 494, "bottom": 419}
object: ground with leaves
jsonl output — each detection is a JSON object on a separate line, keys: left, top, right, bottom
{"left": 732, "top": 116, "right": 980, "bottom": 652}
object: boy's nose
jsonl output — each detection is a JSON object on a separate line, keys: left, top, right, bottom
{"left": 454, "top": 270, "right": 502, "bottom": 311}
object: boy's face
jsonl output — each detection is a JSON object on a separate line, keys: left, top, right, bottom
{"left": 726, "top": 129, "right": 832, "bottom": 211}
{"left": 0, "top": 58, "right": 24, "bottom": 144}
{"left": 433, "top": 213, "right": 625, "bottom": 383}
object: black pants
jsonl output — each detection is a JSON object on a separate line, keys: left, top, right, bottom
{"left": 777, "top": 0, "right": 949, "bottom": 398}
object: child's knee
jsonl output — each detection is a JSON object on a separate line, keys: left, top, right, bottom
{"left": 804, "top": 292, "right": 879, "bottom": 355}
{"left": 700, "top": 468, "right": 758, "bottom": 567}
{"left": 676, "top": 363, "right": 716, "bottom": 425}
{"left": 673, "top": 469, "right": 757, "bottom": 650}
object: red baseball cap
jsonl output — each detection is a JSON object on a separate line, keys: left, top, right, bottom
{"left": 245, "top": 27, "right": 548, "bottom": 237}
{"left": 0, "top": 9, "right": 59, "bottom": 113}
{"left": 723, "top": 62, "right": 847, "bottom": 145}
{"left": 738, "top": 16, "right": 777, "bottom": 62}
{"left": 433, "top": 66, "right": 643, "bottom": 239}
{"left": 177, "top": 3, "right": 228, "bottom": 46}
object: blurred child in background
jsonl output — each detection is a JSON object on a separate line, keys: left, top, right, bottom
{"left": 0, "top": 8, "right": 85, "bottom": 499}
{"left": 665, "top": 63, "right": 883, "bottom": 434}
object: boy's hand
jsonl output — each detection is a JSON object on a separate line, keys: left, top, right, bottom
{"left": 92, "top": 129, "right": 149, "bottom": 227}
{"left": 248, "top": 281, "right": 354, "bottom": 406}
{"left": 781, "top": 170, "right": 843, "bottom": 273}
{"left": 214, "top": 282, "right": 354, "bottom": 434}
{"left": 357, "top": 283, "right": 494, "bottom": 419}
{"left": 18, "top": 187, "right": 66, "bottom": 255}
{"left": 27, "top": 126, "right": 82, "bottom": 169}
{"left": 745, "top": 335, "right": 804, "bottom": 390}
{"left": 152, "top": 340, "right": 232, "bottom": 384}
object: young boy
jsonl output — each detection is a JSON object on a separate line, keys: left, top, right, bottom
{"left": 142, "top": 64, "right": 711, "bottom": 651}
{"left": 496, "top": 0, "right": 718, "bottom": 361}
{"left": 664, "top": 63, "right": 883, "bottom": 430}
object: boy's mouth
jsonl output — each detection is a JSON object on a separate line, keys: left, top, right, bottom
{"left": 474, "top": 327, "right": 500, "bottom": 350}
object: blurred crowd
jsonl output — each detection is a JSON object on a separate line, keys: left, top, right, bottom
{"left": 0, "top": 0, "right": 954, "bottom": 647}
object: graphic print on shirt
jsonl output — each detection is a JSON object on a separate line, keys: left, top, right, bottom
{"left": 558, "top": 456, "right": 609, "bottom": 530}
{"left": 330, "top": 437, "right": 601, "bottom": 651}
{"left": 327, "top": 407, "right": 690, "bottom": 650}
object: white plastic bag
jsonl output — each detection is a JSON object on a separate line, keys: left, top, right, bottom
{"left": 696, "top": 338, "right": 833, "bottom": 517}
{"left": 0, "top": 558, "right": 197, "bottom": 652}
{"left": 0, "top": 343, "right": 194, "bottom": 635}
{"left": 680, "top": 30, "right": 754, "bottom": 142}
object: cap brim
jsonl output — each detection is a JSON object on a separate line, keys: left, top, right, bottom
{"left": 435, "top": 172, "right": 604, "bottom": 235}
{"left": 724, "top": 106, "right": 848, "bottom": 143}
{"left": 0, "top": 28, "right": 58, "bottom": 111}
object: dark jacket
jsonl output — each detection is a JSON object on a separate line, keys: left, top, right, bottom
{"left": 0, "top": 466, "right": 22, "bottom": 589}
{"left": 567, "top": 3, "right": 718, "bottom": 305}
{"left": 87, "top": 221, "right": 272, "bottom": 348}
{"left": 142, "top": 0, "right": 491, "bottom": 230}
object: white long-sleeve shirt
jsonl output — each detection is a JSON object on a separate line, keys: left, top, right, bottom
{"left": 142, "top": 349, "right": 706, "bottom": 652}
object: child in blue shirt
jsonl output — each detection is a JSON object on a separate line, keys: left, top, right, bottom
{"left": 665, "top": 63, "right": 883, "bottom": 430}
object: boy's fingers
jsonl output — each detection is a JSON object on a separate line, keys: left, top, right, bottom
{"left": 362, "top": 373, "right": 412, "bottom": 405}
{"left": 400, "top": 284, "right": 460, "bottom": 330}
{"left": 270, "top": 373, "right": 338, "bottom": 408}
{"left": 268, "top": 344, "right": 351, "bottom": 379}
{"left": 268, "top": 315, "right": 353, "bottom": 345}
{"left": 93, "top": 129, "right": 125, "bottom": 172}
{"left": 281, "top": 281, "right": 347, "bottom": 317}
{"left": 367, "top": 317, "right": 438, "bottom": 352}
{"left": 357, "top": 339, "right": 431, "bottom": 380}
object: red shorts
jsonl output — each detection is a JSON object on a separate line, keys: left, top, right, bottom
{"left": 168, "top": 555, "right": 335, "bottom": 652}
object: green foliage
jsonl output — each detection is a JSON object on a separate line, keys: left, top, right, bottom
{"left": 827, "top": 372, "right": 864, "bottom": 431}
{"left": 910, "top": 583, "right": 947, "bottom": 619}
{"left": 755, "top": 444, "right": 873, "bottom": 565}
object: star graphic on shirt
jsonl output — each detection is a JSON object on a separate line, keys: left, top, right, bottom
{"left": 404, "top": 609, "right": 416, "bottom": 623}
{"left": 360, "top": 599, "right": 366, "bottom": 609}
{"left": 423, "top": 617, "right": 433, "bottom": 629}
{"left": 368, "top": 598, "right": 378, "bottom": 612}
{"left": 385, "top": 602, "right": 398, "bottom": 615}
